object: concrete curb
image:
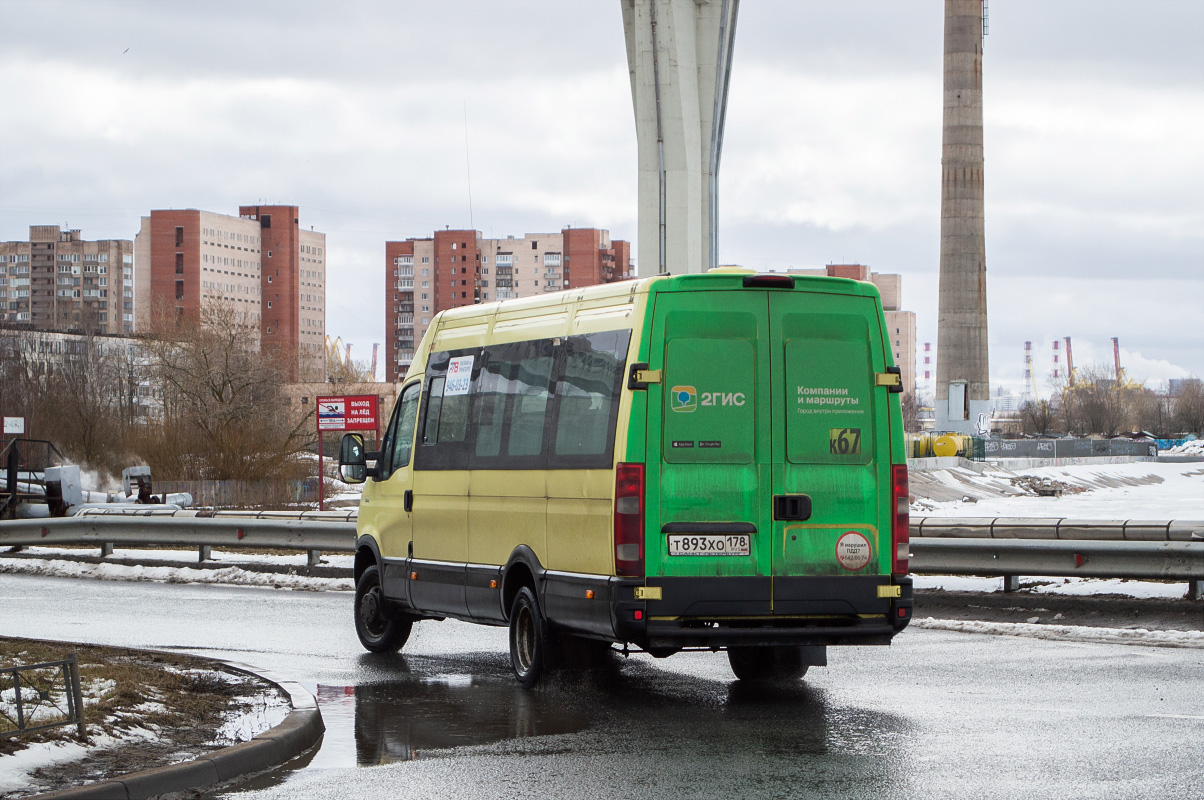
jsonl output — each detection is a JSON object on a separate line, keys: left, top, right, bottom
{"left": 35, "top": 658, "right": 324, "bottom": 800}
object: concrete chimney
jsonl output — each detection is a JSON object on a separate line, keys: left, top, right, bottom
{"left": 935, "top": 0, "right": 990, "bottom": 435}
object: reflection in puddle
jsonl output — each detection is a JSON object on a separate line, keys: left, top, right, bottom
{"left": 316, "top": 675, "right": 589, "bottom": 766}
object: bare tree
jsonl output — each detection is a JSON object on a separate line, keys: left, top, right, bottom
{"left": 899, "top": 392, "right": 922, "bottom": 433}
{"left": 1060, "top": 363, "right": 1141, "bottom": 436}
{"left": 1129, "top": 387, "right": 1168, "bottom": 436}
{"left": 0, "top": 326, "right": 140, "bottom": 476}
{"left": 1174, "top": 380, "right": 1204, "bottom": 435}
{"left": 135, "top": 302, "right": 313, "bottom": 481}
{"left": 1019, "top": 399, "right": 1055, "bottom": 436}
{"left": 51, "top": 332, "right": 124, "bottom": 467}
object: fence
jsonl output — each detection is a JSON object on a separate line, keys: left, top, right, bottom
{"left": 1, "top": 655, "right": 87, "bottom": 741}
{"left": 154, "top": 478, "right": 320, "bottom": 509}
{"left": 906, "top": 435, "right": 1161, "bottom": 462}
{"left": 975, "top": 438, "right": 1157, "bottom": 460}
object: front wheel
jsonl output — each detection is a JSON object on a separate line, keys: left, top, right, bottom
{"left": 509, "top": 586, "right": 551, "bottom": 688}
{"left": 354, "top": 565, "right": 412, "bottom": 653}
{"left": 727, "top": 646, "right": 809, "bottom": 682}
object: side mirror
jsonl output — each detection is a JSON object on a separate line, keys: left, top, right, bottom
{"left": 338, "top": 433, "right": 367, "bottom": 484}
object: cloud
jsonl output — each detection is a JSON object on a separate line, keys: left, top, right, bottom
{"left": 1, "top": 0, "right": 1200, "bottom": 384}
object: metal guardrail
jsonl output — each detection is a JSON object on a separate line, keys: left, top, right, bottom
{"left": 910, "top": 539, "right": 1203, "bottom": 580}
{"left": 0, "top": 513, "right": 1200, "bottom": 597}
{"left": 0, "top": 514, "right": 356, "bottom": 567}
{"left": 909, "top": 517, "right": 1204, "bottom": 599}
{"left": 912, "top": 517, "right": 1204, "bottom": 542}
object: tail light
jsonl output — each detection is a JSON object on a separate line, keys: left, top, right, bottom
{"left": 891, "top": 464, "right": 910, "bottom": 575}
{"left": 614, "top": 462, "right": 645, "bottom": 577}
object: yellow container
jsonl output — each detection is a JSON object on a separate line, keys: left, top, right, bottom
{"left": 932, "top": 434, "right": 960, "bottom": 457}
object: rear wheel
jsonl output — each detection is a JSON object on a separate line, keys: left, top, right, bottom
{"left": 354, "top": 565, "right": 412, "bottom": 653}
{"left": 509, "top": 586, "right": 551, "bottom": 688}
{"left": 727, "top": 646, "right": 809, "bottom": 682}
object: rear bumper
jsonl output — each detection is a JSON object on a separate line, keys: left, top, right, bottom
{"left": 639, "top": 618, "right": 899, "bottom": 649}
{"left": 608, "top": 574, "right": 913, "bottom": 649}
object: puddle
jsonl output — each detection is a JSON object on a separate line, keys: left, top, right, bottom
{"left": 314, "top": 675, "right": 589, "bottom": 766}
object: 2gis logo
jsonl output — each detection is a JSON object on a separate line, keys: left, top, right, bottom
{"left": 671, "top": 386, "right": 746, "bottom": 412}
{"left": 670, "top": 385, "right": 697, "bottom": 413}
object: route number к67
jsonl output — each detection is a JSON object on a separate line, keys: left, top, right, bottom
{"left": 829, "top": 427, "right": 862, "bottom": 455}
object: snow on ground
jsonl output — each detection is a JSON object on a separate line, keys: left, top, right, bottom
{"left": 0, "top": 558, "right": 352, "bottom": 592}
{"left": 911, "top": 618, "right": 1204, "bottom": 649}
{"left": 1165, "top": 439, "right": 1204, "bottom": 456}
{"left": 913, "top": 460, "right": 1204, "bottom": 518}
{"left": 913, "top": 575, "right": 1192, "bottom": 600}
{"left": 4, "top": 546, "right": 353, "bottom": 570}
{"left": 0, "top": 726, "right": 158, "bottom": 795}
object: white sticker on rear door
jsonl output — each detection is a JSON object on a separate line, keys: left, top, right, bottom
{"left": 445, "top": 355, "right": 475, "bottom": 396}
{"left": 835, "top": 531, "right": 872, "bottom": 571}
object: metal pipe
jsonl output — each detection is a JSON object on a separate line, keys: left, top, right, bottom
{"left": 650, "top": 0, "right": 666, "bottom": 274}
{"left": 708, "top": 0, "right": 738, "bottom": 272}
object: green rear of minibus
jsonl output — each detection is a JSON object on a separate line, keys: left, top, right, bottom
{"left": 611, "top": 270, "right": 912, "bottom": 679}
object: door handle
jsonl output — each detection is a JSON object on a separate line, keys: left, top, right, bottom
{"left": 773, "top": 495, "right": 812, "bottom": 521}
{"left": 404, "top": 489, "right": 413, "bottom": 512}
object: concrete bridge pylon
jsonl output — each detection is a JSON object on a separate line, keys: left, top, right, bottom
{"left": 622, "top": 0, "right": 739, "bottom": 277}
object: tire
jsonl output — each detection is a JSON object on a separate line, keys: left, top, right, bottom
{"left": 509, "top": 586, "right": 551, "bottom": 688}
{"left": 354, "top": 565, "right": 412, "bottom": 653}
{"left": 727, "top": 646, "right": 809, "bottom": 682}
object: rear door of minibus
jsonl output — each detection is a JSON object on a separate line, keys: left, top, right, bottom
{"left": 642, "top": 283, "right": 894, "bottom": 618}
{"left": 643, "top": 288, "right": 775, "bottom": 616}
{"left": 768, "top": 291, "right": 894, "bottom": 616}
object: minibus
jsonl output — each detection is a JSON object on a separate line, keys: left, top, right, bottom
{"left": 339, "top": 269, "right": 912, "bottom": 687}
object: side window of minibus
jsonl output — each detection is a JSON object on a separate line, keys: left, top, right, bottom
{"left": 468, "top": 340, "right": 554, "bottom": 465}
{"left": 421, "top": 375, "right": 470, "bottom": 446}
{"left": 374, "top": 397, "right": 401, "bottom": 480}
{"left": 388, "top": 382, "right": 421, "bottom": 472}
{"left": 552, "top": 330, "right": 631, "bottom": 463}
{"left": 506, "top": 350, "right": 554, "bottom": 457}
{"left": 422, "top": 377, "right": 446, "bottom": 445}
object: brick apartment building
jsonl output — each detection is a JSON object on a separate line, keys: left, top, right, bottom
{"left": 787, "top": 264, "right": 918, "bottom": 399}
{"left": 135, "top": 205, "right": 326, "bottom": 380}
{"left": 1, "top": 226, "right": 133, "bottom": 334}
{"left": 384, "top": 227, "right": 632, "bottom": 381}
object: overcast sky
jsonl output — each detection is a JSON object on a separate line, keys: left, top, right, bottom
{"left": 1, "top": 0, "right": 1201, "bottom": 394}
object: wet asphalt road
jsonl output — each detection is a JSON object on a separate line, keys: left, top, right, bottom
{"left": 2, "top": 573, "right": 1202, "bottom": 799}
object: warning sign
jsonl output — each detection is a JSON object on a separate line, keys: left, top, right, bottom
{"left": 316, "top": 395, "right": 378, "bottom": 432}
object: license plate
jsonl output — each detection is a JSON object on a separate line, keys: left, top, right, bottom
{"left": 667, "top": 533, "right": 751, "bottom": 556}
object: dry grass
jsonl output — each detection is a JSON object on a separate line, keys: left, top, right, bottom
{"left": 0, "top": 638, "right": 260, "bottom": 756}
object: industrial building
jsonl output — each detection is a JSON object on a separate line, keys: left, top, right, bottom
{"left": 384, "top": 227, "right": 632, "bottom": 381}
{"left": 0, "top": 226, "right": 133, "bottom": 335}
{"left": 134, "top": 205, "right": 326, "bottom": 381}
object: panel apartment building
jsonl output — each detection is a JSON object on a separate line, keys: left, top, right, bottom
{"left": 384, "top": 227, "right": 631, "bottom": 381}
{"left": 787, "top": 264, "right": 918, "bottom": 399}
{"left": 1, "top": 226, "right": 133, "bottom": 335}
{"left": 135, "top": 205, "right": 326, "bottom": 381}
